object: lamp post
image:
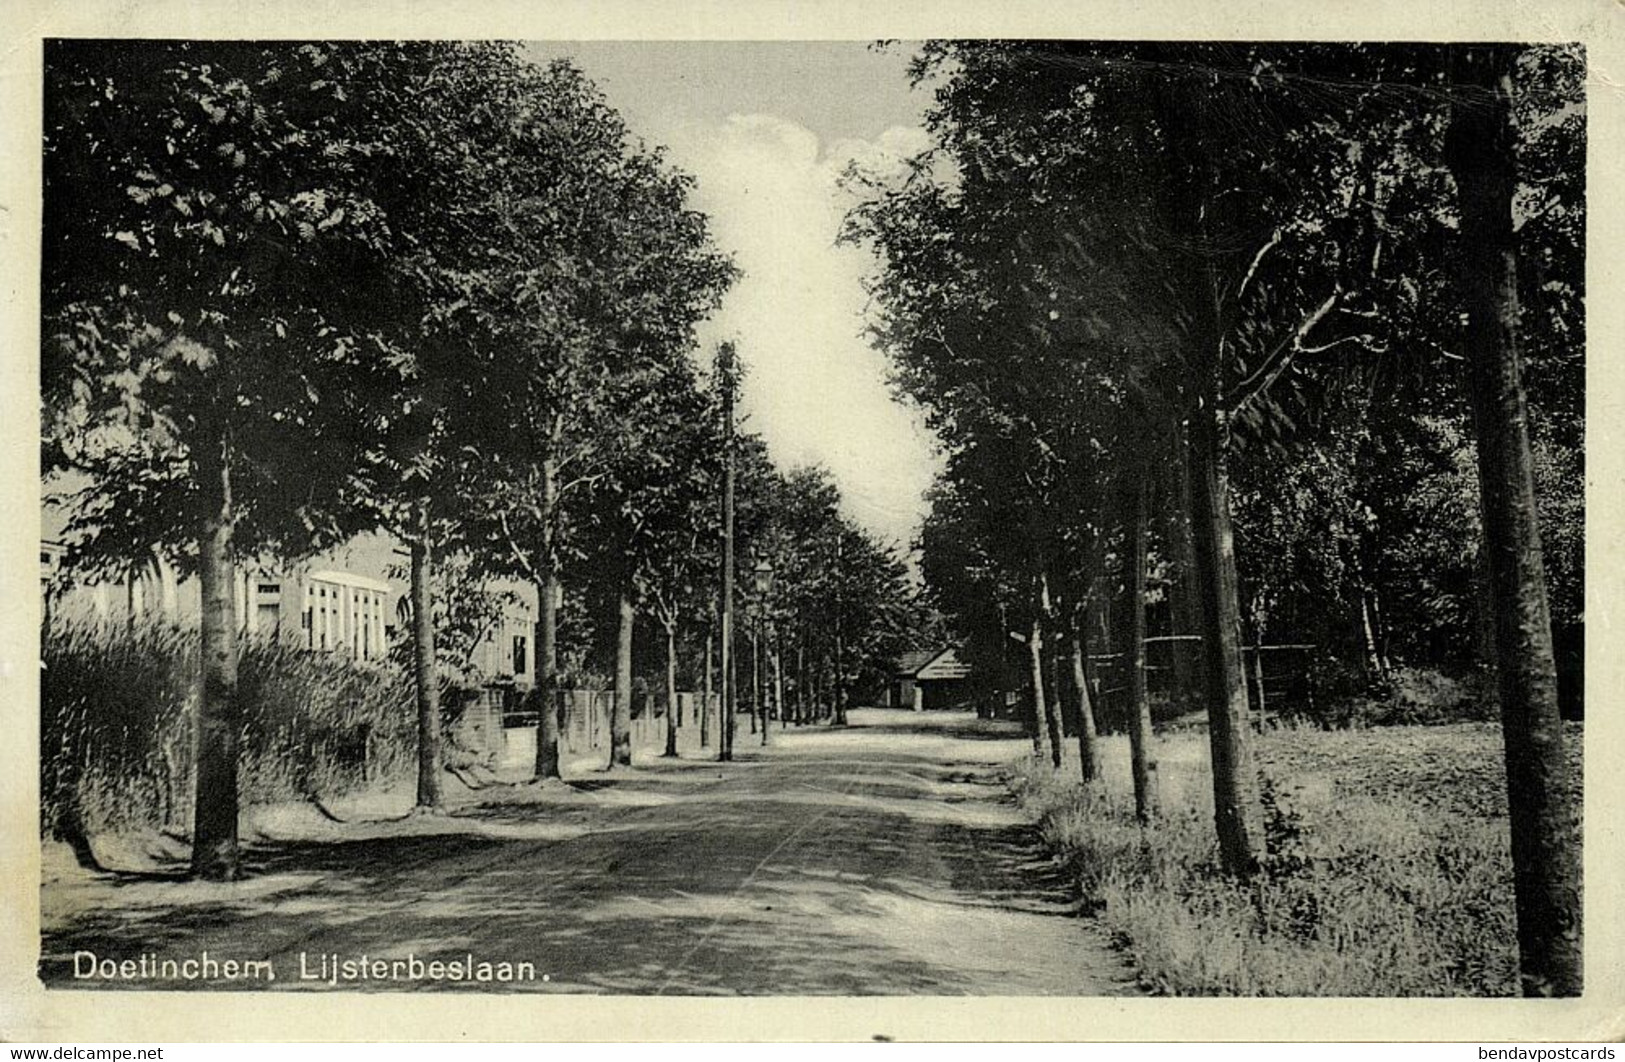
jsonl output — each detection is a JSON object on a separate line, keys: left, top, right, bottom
{"left": 752, "top": 556, "right": 776, "bottom": 745}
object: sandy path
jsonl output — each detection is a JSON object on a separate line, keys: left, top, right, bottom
{"left": 40, "top": 709, "right": 1138, "bottom": 995}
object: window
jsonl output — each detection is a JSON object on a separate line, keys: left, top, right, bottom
{"left": 258, "top": 582, "right": 279, "bottom": 595}
{"left": 512, "top": 635, "right": 528, "bottom": 676}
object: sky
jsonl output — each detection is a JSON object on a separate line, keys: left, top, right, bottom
{"left": 524, "top": 41, "right": 944, "bottom": 556}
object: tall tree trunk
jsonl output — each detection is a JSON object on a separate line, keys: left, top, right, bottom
{"left": 533, "top": 570, "right": 562, "bottom": 780}
{"left": 755, "top": 625, "right": 770, "bottom": 745}
{"left": 748, "top": 626, "right": 759, "bottom": 735}
{"left": 1038, "top": 575, "right": 1064, "bottom": 768}
{"left": 610, "top": 589, "right": 634, "bottom": 768}
{"left": 1151, "top": 51, "right": 1262, "bottom": 879}
{"left": 1081, "top": 594, "right": 1104, "bottom": 711}
{"left": 663, "top": 618, "right": 679, "bottom": 758}
{"left": 410, "top": 502, "right": 442, "bottom": 811}
{"left": 833, "top": 625, "right": 847, "bottom": 726}
{"left": 1358, "top": 581, "right": 1389, "bottom": 684}
{"left": 1250, "top": 619, "right": 1269, "bottom": 732}
{"left": 795, "top": 637, "right": 807, "bottom": 725}
{"left": 729, "top": 645, "right": 740, "bottom": 743}
{"left": 532, "top": 426, "right": 563, "bottom": 781}
{"left": 1068, "top": 614, "right": 1101, "bottom": 783}
{"left": 1472, "top": 542, "right": 1500, "bottom": 675}
{"left": 190, "top": 429, "right": 240, "bottom": 880}
{"left": 832, "top": 534, "right": 848, "bottom": 726}
{"left": 1124, "top": 475, "right": 1158, "bottom": 822}
{"left": 1169, "top": 423, "right": 1206, "bottom": 708}
{"left": 701, "top": 624, "right": 714, "bottom": 748}
{"left": 1187, "top": 394, "right": 1263, "bottom": 876}
{"left": 773, "top": 634, "right": 786, "bottom": 731}
{"left": 1026, "top": 614, "right": 1053, "bottom": 765}
{"left": 1048, "top": 617, "right": 1071, "bottom": 736}
{"left": 1445, "top": 42, "right": 1580, "bottom": 997}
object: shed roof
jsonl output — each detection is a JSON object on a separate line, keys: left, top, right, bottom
{"left": 896, "top": 646, "right": 971, "bottom": 681}
{"left": 896, "top": 649, "right": 940, "bottom": 677}
{"left": 916, "top": 647, "right": 971, "bottom": 681}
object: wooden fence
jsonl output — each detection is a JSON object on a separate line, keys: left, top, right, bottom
{"left": 1084, "top": 636, "right": 1317, "bottom": 727}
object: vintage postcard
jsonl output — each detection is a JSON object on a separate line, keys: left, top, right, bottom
{"left": 3, "top": 0, "right": 1622, "bottom": 1044}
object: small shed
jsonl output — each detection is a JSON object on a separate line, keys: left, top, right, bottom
{"left": 893, "top": 647, "right": 973, "bottom": 711}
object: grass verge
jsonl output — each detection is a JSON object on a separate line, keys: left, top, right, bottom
{"left": 1012, "top": 723, "right": 1580, "bottom": 996}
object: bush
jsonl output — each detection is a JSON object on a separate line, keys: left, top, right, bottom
{"left": 42, "top": 620, "right": 415, "bottom": 838}
{"left": 1297, "top": 658, "right": 1495, "bottom": 729}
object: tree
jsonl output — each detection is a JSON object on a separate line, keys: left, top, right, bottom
{"left": 1120, "top": 460, "right": 1158, "bottom": 822}
{"left": 584, "top": 357, "right": 724, "bottom": 768}
{"left": 43, "top": 41, "right": 482, "bottom": 876}
{"left": 454, "top": 58, "right": 733, "bottom": 779}
{"left": 1442, "top": 43, "right": 1580, "bottom": 997}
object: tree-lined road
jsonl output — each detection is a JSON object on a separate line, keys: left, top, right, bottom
{"left": 41, "top": 710, "right": 1138, "bottom": 996}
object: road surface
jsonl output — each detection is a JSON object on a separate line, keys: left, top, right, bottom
{"left": 40, "top": 709, "right": 1138, "bottom": 995}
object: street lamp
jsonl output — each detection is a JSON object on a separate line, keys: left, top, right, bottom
{"left": 751, "top": 556, "right": 776, "bottom": 597}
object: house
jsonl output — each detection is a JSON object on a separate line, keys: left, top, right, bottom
{"left": 891, "top": 646, "right": 973, "bottom": 711}
{"left": 445, "top": 590, "right": 537, "bottom": 758}
{"left": 42, "top": 490, "right": 531, "bottom": 678}
{"left": 42, "top": 493, "right": 400, "bottom": 665}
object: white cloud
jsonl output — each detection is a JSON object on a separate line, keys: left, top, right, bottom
{"left": 667, "top": 114, "right": 943, "bottom": 553}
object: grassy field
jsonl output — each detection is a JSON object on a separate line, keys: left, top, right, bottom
{"left": 1013, "top": 721, "right": 1582, "bottom": 996}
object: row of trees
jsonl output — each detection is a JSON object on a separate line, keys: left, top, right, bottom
{"left": 845, "top": 42, "right": 1582, "bottom": 996}
{"left": 42, "top": 42, "right": 920, "bottom": 882}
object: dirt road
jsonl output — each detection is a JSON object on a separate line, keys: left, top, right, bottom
{"left": 40, "top": 709, "right": 1138, "bottom": 995}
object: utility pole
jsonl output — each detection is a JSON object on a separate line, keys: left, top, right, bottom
{"left": 718, "top": 343, "right": 738, "bottom": 763}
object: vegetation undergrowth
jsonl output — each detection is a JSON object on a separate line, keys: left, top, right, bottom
{"left": 1013, "top": 724, "right": 1581, "bottom": 996}
{"left": 42, "top": 620, "right": 416, "bottom": 838}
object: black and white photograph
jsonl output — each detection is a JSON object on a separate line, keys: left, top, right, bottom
{"left": 7, "top": 1, "right": 1622, "bottom": 1044}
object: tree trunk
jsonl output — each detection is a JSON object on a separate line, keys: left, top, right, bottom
{"left": 1445, "top": 42, "right": 1580, "bottom": 997}
{"left": 833, "top": 627, "right": 848, "bottom": 726}
{"left": 701, "top": 625, "right": 714, "bottom": 748}
{"left": 832, "top": 534, "right": 848, "bottom": 727}
{"left": 1124, "top": 476, "right": 1158, "bottom": 822}
{"left": 756, "top": 625, "right": 770, "bottom": 745}
{"left": 1251, "top": 625, "right": 1269, "bottom": 732}
{"left": 1359, "top": 584, "right": 1389, "bottom": 684}
{"left": 410, "top": 503, "right": 442, "bottom": 811}
{"left": 1081, "top": 594, "right": 1104, "bottom": 712}
{"left": 1169, "top": 424, "right": 1206, "bottom": 708}
{"left": 190, "top": 429, "right": 240, "bottom": 880}
{"left": 1187, "top": 396, "right": 1264, "bottom": 877}
{"left": 1026, "top": 613, "right": 1054, "bottom": 765}
{"left": 1068, "top": 614, "right": 1101, "bottom": 783}
{"left": 1150, "top": 51, "right": 1262, "bottom": 878}
{"left": 532, "top": 428, "right": 563, "bottom": 781}
{"left": 1048, "top": 620, "right": 1070, "bottom": 736}
{"left": 748, "top": 626, "right": 760, "bottom": 735}
{"left": 795, "top": 637, "right": 807, "bottom": 725}
{"left": 663, "top": 618, "right": 679, "bottom": 758}
{"left": 533, "top": 572, "right": 562, "bottom": 780}
{"left": 1038, "top": 575, "right": 1064, "bottom": 768}
{"left": 610, "top": 589, "right": 634, "bottom": 768}
{"left": 1472, "top": 542, "right": 1500, "bottom": 675}
{"left": 774, "top": 634, "right": 786, "bottom": 731}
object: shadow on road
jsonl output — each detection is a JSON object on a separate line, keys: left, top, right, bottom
{"left": 40, "top": 709, "right": 1137, "bottom": 995}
